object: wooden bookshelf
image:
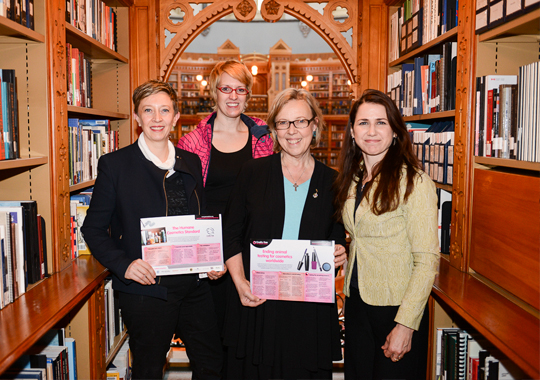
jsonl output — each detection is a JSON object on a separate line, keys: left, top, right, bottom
{"left": 403, "top": 110, "right": 456, "bottom": 122}
{"left": 389, "top": 27, "right": 458, "bottom": 66}
{"left": 0, "top": 157, "right": 48, "bottom": 171}
{"left": 474, "top": 156, "right": 540, "bottom": 171}
{"left": 0, "top": 256, "right": 109, "bottom": 374}
{"left": 0, "top": 17, "right": 45, "bottom": 42}
{"left": 478, "top": 8, "right": 540, "bottom": 41}
{"left": 432, "top": 259, "right": 539, "bottom": 379}
{"left": 67, "top": 106, "right": 130, "bottom": 120}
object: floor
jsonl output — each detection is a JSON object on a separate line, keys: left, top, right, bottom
{"left": 164, "top": 347, "right": 345, "bottom": 380}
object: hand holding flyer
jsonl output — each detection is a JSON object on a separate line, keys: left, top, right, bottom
{"left": 250, "top": 239, "right": 335, "bottom": 303}
{"left": 140, "top": 215, "right": 224, "bottom": 276}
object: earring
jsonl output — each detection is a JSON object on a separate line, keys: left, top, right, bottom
{"left": 393, "top": 136, "right": 397, "bottom": 145}
{"left": 313, "top": 131, "right": 316, "bottom": 139}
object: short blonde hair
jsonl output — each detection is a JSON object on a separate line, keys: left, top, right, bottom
{"left": 133, "top": 80, "right": 179, "bottom": 115}
{"left": 209, "top": 60, "right": 253, "bottom": 107}
{"left": 267, "top": 88, "right": 325, "bottom": 153}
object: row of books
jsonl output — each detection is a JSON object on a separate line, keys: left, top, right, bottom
{"left": 68, "top": 118, "right": 119, "bottom": 186}
{"left": 65, "top": 0, "right": 118, "bottom": 52}
{"left": 66, "top": 43, "right": 92, "bottom": 109}
{"left": 389, "top": 0, "right": 457, "bottom": 60}
{"left": 474, "top": 62, "right": 539, "bottom": 162}
{"left": 388, "top": 42, "right": 457, "bottom": 116}
{"left": 476, "top": 0, "right": 539, "bottom": 34}
{"left": 435, "top": 328, "right": 514, "bottom": 380}
{"left": 0, "top": 201, "right": 47, "bottom": 309}
{"left": 70, "top": 190, "right": 92, "bottom": 259}
{"left": 0, "top": 0, "right": 35, "bottom": 30}
{"left": 6, "top": 329, "right": 78, "bottom": 380}
{"left": 0, "top": 69, "right": 20, "bottom": 160}
{"left": 410, "top": 120, "right": 455, "bottom": 185}
{"left": 437, "top": 189, "right": 452, "bottom": 254}
{"left": 106, "top": 339, "right": 131, "bottom": 380}
{"left": 104, "top": 278, "right": 125, "bottom": 359}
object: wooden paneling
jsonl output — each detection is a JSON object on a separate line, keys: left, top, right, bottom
{"left": 361, "top": 0, "right": 388, "bottom": 93}
{"left": 470, "top": 169, "right": 540, "bottom": 310}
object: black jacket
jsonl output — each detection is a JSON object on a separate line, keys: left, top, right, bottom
{"left": 81, "top": 141, "right": 206, "bottom": 299}
{"left": 223, "top": 154, "right": 345, "bottom": 374}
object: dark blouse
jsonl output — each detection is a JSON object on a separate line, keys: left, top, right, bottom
{"left": 205, "top": 135, "right": 251, "bottom": 215}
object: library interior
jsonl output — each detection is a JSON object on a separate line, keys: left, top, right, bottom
{"left": 0, "top": 0, "right": 538, "bottom": 379}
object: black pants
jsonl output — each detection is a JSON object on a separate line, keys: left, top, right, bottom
{"left": 344, "top": 291, "right": 429, "bottom": 380}
{"left": 119, "top": 275, "right": 223, "bottom": 379}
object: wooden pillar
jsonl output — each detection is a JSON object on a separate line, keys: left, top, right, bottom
{"left": 359, "top": 0, "right": 389, "bottom": 94}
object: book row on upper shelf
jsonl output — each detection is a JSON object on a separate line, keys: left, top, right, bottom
{"left": 0, "top": 201, "right": 47, "bottom": 309}
{"left": 0, "top": 69, "right": 20, "bottom": 161}
{"left": 409, "top": 120, "right": 454, "bottom": 186}
{"left": 435, "top": 328, "right": 515, "bottom": 380}
{"left": 66, "top": 0, "right": 119, "bottom": 52}
{"left": 67, "top": 43, "right": 92, "bottom": 108}
{"left": 68, "top": 118, "right": 119, "bottom": 186}
{"left": 474, "top": 61, "right": 539, "bottom": 163}
{"left": 475, "top": 0, "right": 539, "bottom": 33}
{"left": 389, "top": 0, "right": 457, "bottom": 61}
{"left": 0, "top": 0, "right": 35, "bottom": 30}
{"left": 388, "top": 41, "right": 457, "bottom": 117}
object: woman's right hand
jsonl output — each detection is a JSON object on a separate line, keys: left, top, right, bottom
{"left": 125, "top": 259, "right": 157, "bottom": 285}
{"left": 235, "top": 278, "right": 266, "bottom": 307}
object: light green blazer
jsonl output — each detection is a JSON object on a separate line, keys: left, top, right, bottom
{"left": 343, "top": 170, "right": 439, "bottom": 330}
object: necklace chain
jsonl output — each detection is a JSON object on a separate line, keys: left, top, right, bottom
{"left": 283, "top": 163, "right": 308, "bottom": 191}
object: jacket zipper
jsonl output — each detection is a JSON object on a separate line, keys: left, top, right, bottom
{"left": 163, "top": 171, "right": 168, "bottom": 216}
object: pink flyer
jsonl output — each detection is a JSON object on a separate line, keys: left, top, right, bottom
{"left": 250, "top": 239, "right": 335, "bottom": 303}
{"left": 140, "top": 214, "right": 224, "bottom": 275}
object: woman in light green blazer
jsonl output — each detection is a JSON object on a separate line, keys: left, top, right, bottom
{"left": 333, "top": 89, "right": 439, "bottom": 380}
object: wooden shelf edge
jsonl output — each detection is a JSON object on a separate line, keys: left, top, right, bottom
{"left": 105, "top": 329, "right": 128, "bottom": 367}
{"left": 67, "top": 106, "right": 130, "bottom": 120}
{"left": 474, "top": 156, "right": 540, "bottom": 171}
{"left": 434, "top": 182, "right": 453, "bottom": 192}
{"left": 479, "top": 9, "right": 540, "bottom": 41}
{"left": 403, "top": 110, "right": 456, "bottom": 122}
{"left": 389, "top": 28, "right": 458, "bottom": 67}
{"left": 0, "top": 17, "right": 45, "bottom": 42}
{"left": 0, "top": 156, "right": 48, "bottom": 170}
{"left": 65, "top": 23, "right": 128, "bottom": 63}
{"left": 0, "top": 256, "right": 109, "bottom": 374}
{"left": 432, "top": 259, "right": 540, "bottom": 378}
{"left": 70, "top": 179, "right": 96, "bottom": 193}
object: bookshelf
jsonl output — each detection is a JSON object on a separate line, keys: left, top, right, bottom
{"left": 385, "top": 0, "right": 539, "bottom": 377}
{"left": 0, "top": 1, "right": 132, "bottom": 379}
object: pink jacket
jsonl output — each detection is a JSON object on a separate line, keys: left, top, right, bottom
{"left": 177, "top": 112, "right": 274, "bottom": 185}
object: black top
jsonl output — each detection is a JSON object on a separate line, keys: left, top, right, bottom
{"left": 223, "top": 154, "right": 346, "bottom": 374}
{"left": 350, "top": 182, "right": 365, "bottom": 290}
{"left": 205, "top": 135, "right": 252, "bottom": 215}
{"left": 81, "top": 142, "right": 206, "bottom": 300}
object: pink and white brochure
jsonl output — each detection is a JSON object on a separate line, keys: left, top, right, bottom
{"left": 140, "top": 215, "right": 223, "bottom": 276}
{"left": 250, "top": 239, "right": 335, "bottom": 303}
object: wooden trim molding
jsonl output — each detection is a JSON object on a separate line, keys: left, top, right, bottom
{"left": 47, "top": 0, "right": 72, "bottom": 271}
{"left": 450, "top": 0, "right": 476, "bottom": 270}
{"left": 156, "top": 0, "right": 359, "bottom": 88}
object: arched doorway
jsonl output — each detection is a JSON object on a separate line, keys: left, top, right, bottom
{"left": 158, "top": 0, "right": 360, "bottom": 97}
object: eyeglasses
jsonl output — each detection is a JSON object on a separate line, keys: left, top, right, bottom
{"left": 275, "top": 117, "right": 315, "bottom": 130}
{"left": 217, "top": 86, "right": 249, "bottom": 95}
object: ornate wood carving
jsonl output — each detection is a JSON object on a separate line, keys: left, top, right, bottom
{"left": 47, "top": 0, "right": 71, "bottom": 271}
{"left": 158, "top": 0, "right": 359, "bottom": 87}
{"left": 450, "top": 0, "right": 476, "bottom": 270}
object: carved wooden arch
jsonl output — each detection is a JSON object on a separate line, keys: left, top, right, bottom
{"left": 159, "top": 0, "right": 359, "bottom": 88}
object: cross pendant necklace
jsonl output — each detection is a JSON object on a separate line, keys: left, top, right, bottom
{"left": 284, "top": 163, "right": 307, "bottom": 191}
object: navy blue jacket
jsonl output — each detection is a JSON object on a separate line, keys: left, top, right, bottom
{"left": 81, "top": 141, "right": 206, "bottom": 299}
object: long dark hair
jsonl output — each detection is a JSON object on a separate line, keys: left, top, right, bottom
{"left": 333, "top": 89, "right": 421, "bottom": 218}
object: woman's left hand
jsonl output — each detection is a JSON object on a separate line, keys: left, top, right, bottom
{"left": 333, "top": 244, "right": 347, "bottom": 268}
{"left": 207, "top": 264, "right": 228, "bottom": 280}
{"left": 381, "top": 323, "right": 413, "bottom": 362}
